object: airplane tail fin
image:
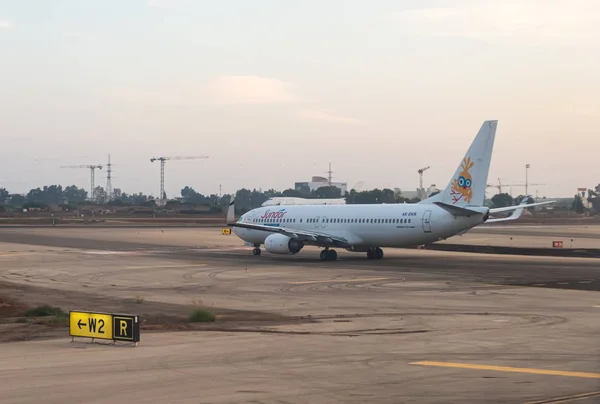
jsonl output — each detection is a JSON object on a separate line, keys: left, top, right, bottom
{"left": 421, "top": 120, "right": 497, "bottom": 208}
{"left": 226, "top": 195, "right": 235, "bottom": 224}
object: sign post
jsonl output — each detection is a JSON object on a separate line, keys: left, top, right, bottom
{"left": 69, "top": 310, "right": 140, "bottom": 346}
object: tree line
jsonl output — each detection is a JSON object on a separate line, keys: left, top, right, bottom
{"left": 1, "top": 183, "right": 599, "bottom": 215}
{"left": 0, "top": 184, "right": 427, "bottom": 212}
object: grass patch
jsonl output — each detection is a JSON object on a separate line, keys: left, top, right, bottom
{"left": 189, "top": 308, "right": 216, "bottom": 323}
{"left": 20, "top": 305, "right": 69, "bottom": 327}
{"left": 24, "top": 305, "right": 67, "bottom": 318}
{"left": 188, "top": 298, "right": 216, "bottom": 323}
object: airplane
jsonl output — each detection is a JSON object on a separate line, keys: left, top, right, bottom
{"left": 226, "top": 120, "right": 555, "bottom": 261}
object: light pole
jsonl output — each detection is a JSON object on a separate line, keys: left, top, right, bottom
{"left": 525, "top": 164, "right": 530, "bottom": 196}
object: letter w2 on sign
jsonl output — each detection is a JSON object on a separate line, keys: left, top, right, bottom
{"left": 69, "top": 311, "right": 113, "bottom": 340}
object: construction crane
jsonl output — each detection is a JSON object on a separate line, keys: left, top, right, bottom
{"left": 150, "top": 156, "right": 209, "bottom": 206}
{"left": 417, "top": 166, "right": 430, "bottom": 200}
{"left": 60, "top": 164, "right": 103, "bottom": 201}
{"left": 486, "top": 178, "right": 546, "bottom": 195}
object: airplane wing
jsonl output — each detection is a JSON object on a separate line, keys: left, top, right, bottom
{"left": 228, "top": 221, "right": 351, "bottom": 247}
{"left": 226, "top": 196, "right": 351, "bottom": 248}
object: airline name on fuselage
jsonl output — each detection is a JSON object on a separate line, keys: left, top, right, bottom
{"left": 260, "top": 209, "right": 287, "bottom": 219}
{"left": 402, "top": 212, "right": 418, "bottom": 217}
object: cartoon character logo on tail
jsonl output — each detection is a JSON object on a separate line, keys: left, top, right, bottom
{"left": 450, "top": 157, "right": 474, "bottom": 204}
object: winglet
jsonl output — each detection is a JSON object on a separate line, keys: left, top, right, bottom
{"left": 226, "top": 195, "right": 235, "bottom": 224}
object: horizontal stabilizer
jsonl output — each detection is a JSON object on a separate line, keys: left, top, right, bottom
{"left": 485, "top": 197, "right": 555, "bottom": 223}
{"left": 434, "top": 202, "right": 485, "bottom": 217}
{"left": 489, "top": 200, "right": 555, "bottom": 214}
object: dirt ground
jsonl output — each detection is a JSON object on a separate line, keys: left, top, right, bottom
{"left": 0, "top": 280, "right": 304, "bottom": 343}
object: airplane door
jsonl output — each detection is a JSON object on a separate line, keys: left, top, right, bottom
{"left": 422, "top": 210, "right": 432, "bottom": 233}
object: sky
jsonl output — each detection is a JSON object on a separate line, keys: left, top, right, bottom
{"left": 1, "top": 0, "right": 599, "bottom": 199}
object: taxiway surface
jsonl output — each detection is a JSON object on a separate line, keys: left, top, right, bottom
{"left": 0, "top": 226, "right": 599, "bottom": 403}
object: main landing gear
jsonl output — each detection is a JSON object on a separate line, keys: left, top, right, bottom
{"left": 320, "top": 248, "right": 338, "bottom": 261}
{"left": 367, "top": 247, "right": 383, "bottom": 260}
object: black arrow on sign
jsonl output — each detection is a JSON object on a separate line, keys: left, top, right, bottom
{"left": 77, "top": 319, "right": 85, "bottom": 329}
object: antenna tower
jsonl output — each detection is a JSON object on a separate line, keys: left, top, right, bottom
{"left": 105, "top": 154, "right": 113, "bottom": 202}
{"left": 417, "top": 166, "right": 430, "bottom": 200}
{"left": 60, "top": 164, "right": 104, "bottom": 201}
{"left": 326, "top": 162, "right": 333, "bottom": 186}
{"left": 150, "top": 155, "right": 209, "bottom": 207}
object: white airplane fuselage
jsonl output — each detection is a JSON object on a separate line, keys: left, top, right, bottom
{"left": 232, "top": 203, "right": 487, "bottom": 250}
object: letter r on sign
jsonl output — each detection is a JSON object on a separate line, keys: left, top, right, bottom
{"left": 120, "top": 320, "right": 127, "bottom": 336}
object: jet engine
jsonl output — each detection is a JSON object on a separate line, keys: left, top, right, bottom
{"left": 264, "top": 233, "right": 304, "bottom": 255}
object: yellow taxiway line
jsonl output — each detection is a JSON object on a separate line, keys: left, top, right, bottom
{"left": 410, "top": 361, "right": 600, "bottom": 379}
{"left": 291, "top": 277, "right": 389, "bottom": 285}
{"left": 0, "top": 253, "right": 34, "bottom": 258}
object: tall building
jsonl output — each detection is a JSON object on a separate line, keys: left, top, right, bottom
{"left": 395, "top": 185, "right": 440, "bottom": 201}
{"left": 295, "top": 176, "right": 348, "bottom": 194}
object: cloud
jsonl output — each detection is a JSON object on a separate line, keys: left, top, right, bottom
{"left": 110, "top": 75, "right": 362, "bottom": 125}
{"left": 565, "top": 103, "right": 600, "bottom": 118}
{"left": 295, "top": 109, "right": 365, "bottom": 125}
{"left": 0, "top": 20, "right": 12, "bottom": 29}
{"left": 208, "top": 75, "right": 298, "bottom": 105}
{"left": 146, "top": 0, "right": 192, "bottom": 9}
{"left": 390, "top": 1, "right": 600, "bottom": 45}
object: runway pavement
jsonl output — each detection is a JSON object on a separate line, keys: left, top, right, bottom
{"left": 0, "top": 226, "right": 599, "bottom": 403}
